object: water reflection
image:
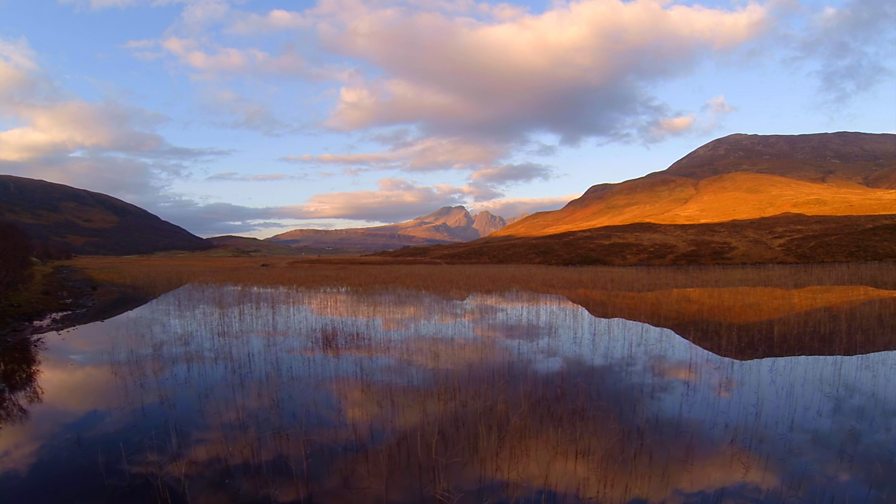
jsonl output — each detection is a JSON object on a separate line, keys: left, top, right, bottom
{"left": 1, "top": 285, "right": 894, "bottom": 502}
{"left": 0, "top": 335, "right": 43, "bottom": 427}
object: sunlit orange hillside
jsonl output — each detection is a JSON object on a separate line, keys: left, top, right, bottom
{"left": 496, "top": 132, "right": 896, "bottom": 237}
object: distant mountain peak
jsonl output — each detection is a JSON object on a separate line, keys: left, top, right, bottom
{"left": 269, "top": 205, "right": 507, "bottom": 252}
{"left": 414, "top": 206, "right": 473, "bottom": 227}
{"left": 472, "top": 211, "right": 507, "bottom": 237}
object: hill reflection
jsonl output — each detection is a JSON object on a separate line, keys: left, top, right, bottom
{"left": 1, "top": 285, "right": 894, "bottom": 502}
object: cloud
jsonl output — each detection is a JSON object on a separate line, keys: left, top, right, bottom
{"left": 291, "top": 138, "right": 553, "bottom": 205}
{"left": 299, "top": 178, "right": 467, "bottom": 221}
{"left": 287, "top": 135, "right": 504, "bottom": 171}
{"left": 218, "top": 0, "right": 767, "bottom": 205}
{"left": 158, "top": 37, "right": 308, "bottom": 77}
{"left": 228, "top": 8, "right": 308, "bottom": 35}
{"left": 705, "top": 95, "right": 734, "bottom": 115}
{"left": 797, "top": 0, "right": 896, "bottom": 103}
{"left": 471, "top": 163, "right": 551, "bottom": 185}
{"left": 205, "top": 171, "right": 301, "bottom": 182}
{"left": 308, "top": 0, "right": 767, "bottom": 143}
{"left": 1, "top": 101, "right": 170, "bottom": 162}
{"left": 59, "top": 0, "right": 183, "bottom": 9}
{"left": 0, "top": 37, "right": 233, "bottom": 235}
{"left": 645, "top": 114, "right": 696, "bottom": 142}
{"left": 471, "top": 195, "right": 575, "bottom": 220}
{"left": 150, "top": 178, "right": 477, "bottom": 235}
{"left": 469, "top": 163, "right": 552, "bottom": 195}
{"left": 0, "top": 37, "right": 220, "bottom": 163}
{"left": 203, "top": 89, "right": 293, "bottom": 135}
{"left": 0, "top": 154, "right": 171, "bottom": 205}
{"left": 0, "top": 38, "right": 40, "bottom": 98}
{"left": 642, "top": 95, "right": 735, "bottom": 141}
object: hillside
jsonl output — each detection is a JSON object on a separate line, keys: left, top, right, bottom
{"left": 0, "top": 175, "right": 209, "bottom": 256}
{"left": 388, "top": 213, "right": 896, "bottom": 265}
{"left": 207, "top": 235, "right": 299, "bottom": 255}
{"left": 269, "top": 206, "right": 506, "bottom": 252}
{"left": 496, "top": 132, "right": 896, "bottom": 237}
{"left": 386, "top": 132, "right": 896, "bottom": 265}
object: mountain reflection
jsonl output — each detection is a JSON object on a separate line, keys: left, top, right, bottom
{"left": 1, "top": 285, "right": 894, "bottom": 502}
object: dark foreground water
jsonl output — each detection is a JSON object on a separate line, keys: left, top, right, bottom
{"left": 1, "top": 285, "right": 894, "bottom": 503}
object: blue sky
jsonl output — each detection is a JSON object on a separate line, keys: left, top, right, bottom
{"left": 0, "top": 0, "right": 893, "bottom": 237}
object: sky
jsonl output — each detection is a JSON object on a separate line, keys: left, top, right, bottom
{"left": 0, "top": 0, "right": 894, "bottom": 237}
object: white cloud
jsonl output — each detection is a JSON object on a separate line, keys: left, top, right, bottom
{"left": 308, "top": 0, "right": 767, "bottom": 142}
{"left": 645, "top": 114, "right": 697, "bottom": 142}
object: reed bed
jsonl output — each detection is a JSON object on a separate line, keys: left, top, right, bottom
{"left": 79, "top": 285, "right": 895, "bottom": 503}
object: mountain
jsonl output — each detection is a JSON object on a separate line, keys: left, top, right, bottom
{"left": 0, "top": 175, "right": 209, "bottom": 256}
{"left": 386, "top": 132, "right": 896, "bottom": 265}
{"left": 473, "top": 211, "right": 506, "bottom": 236}
{"left": 496, "top": 132, "right": 896, "bottom": 238}
{"left": 207, "top": 235, "right": 297, "bottom": 255}
{"left": 269, "top": 206, "right": 507, "bottom": 253}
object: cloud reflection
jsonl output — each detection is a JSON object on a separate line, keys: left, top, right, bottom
{"left": 1, "top": 285, "right": 894, "bottom": 502}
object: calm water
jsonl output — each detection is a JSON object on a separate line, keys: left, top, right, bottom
{"left": 1, "top": 284, "right": 894, "bottom": 503}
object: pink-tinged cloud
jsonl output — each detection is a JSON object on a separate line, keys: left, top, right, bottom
{"left": 286, "top": 136, "right": 504, "bottom": 171}
{"left": 298, "top": 178, "right": 467, "bottom": 221}
{"left": 159, "top": 37, "right": 308, "bottom": 76}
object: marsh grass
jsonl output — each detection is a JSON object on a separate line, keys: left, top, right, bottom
{"left": 67, "top": 254, "right": 896, "bottom": 295}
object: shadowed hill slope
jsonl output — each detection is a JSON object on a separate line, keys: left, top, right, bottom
{"left": 0, "top": 175, "right": 209, "bottom": 256}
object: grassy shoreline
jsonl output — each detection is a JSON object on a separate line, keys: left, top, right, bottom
{"left": 67, "top": 253, "right": 896, "bottom": 294}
